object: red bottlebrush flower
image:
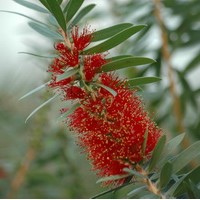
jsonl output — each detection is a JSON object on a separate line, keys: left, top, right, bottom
{"left": 64, "top": 86, "right": 86, "bottom": 99}
{"left": 83, "top": 54, "right": 107, "bottom": 82}
{"left": 68, "top": 74, "right": 161, "bottom": 186}
{"left": 55, "top": 42, "right": 79, "bottom": 67}
{"left": 48, "top": 58, "right": 65, "bottom": 75}
{"left": 72, "top": 26, "right": 92, "bottom": 51}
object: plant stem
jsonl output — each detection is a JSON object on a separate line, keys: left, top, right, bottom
{"left": 135, "top": 164, "right": 166, "bottom": 199}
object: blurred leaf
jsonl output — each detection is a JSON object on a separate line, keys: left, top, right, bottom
{"left": 25, "top": 94, "right": 58, "bottom": 123}
{"left": 123, "top": 168, "right": 147, "bottom": 179}
{"left": 159, "top": 162, "right": 173, "bottom": 188}
{"left": 58, "top": 103, "right": 80, "bottom": 121}
{"left": 107, "top": 55, "right": 133, "bottom": 61}
{"left": 95, "top": 83, "right": 117, "bottom": 97}
{"left": 96, "top": 174, "right": 130, "bottom": 184}
{"left": 46, "top": 0, "right": 66, "bottom": 32}
{"left": 148, "top": 135, "right": 166, "bottom": 172}
{"left": 13, "top": 0, "right": 48, "bottom": 13}
{"left": 18, "top": 52, "right": 56, "bottom": 58}
{"left": 173, "top": 166, "right": 200, "bottom": 197}
{"left": 65, "top": 0, "right": 84, "bottom": 22}
{"left": 171, "top": 141, "right": 200, "bottom": 174}
{"left": 57, "top": 0, "right": 63, "bottom": 5}
{"left": 183, "top": 180, "right": 200, "bottom": 199}
{"left": 57, "top": 68, "right": 79, "bottom": 81}
{"left": 69, "top": 4, "right": 96, "bottom": 28}
{"left": 0, "top": 10, "right": 46, "bottom": 25}
{"left": 128, "top": 76, "right": 161, "bottom": 87}
{"left": 127, "top": 186, "right": 146, "bottom": 197}
{"left": 166, "top": 174, "right": 188, "bottom": 198}
{"left": 28, "top": 21, "right": 63, "bottom": 40}
{"left": 166, "top": 133, "right": 185, "bottom": 154}
{"left": 91, "top": 23, "right": 133, "bottom": 42}
{"left": 39, "top": 0, "right": 51, "bottom": 11}
{"left": 19, "top": 81, "right": 50, "bottom": 101}
{"left": 100, "top": 57, "right": 155, "bottom": 73}
{"left": 183, "top": 51, "right": 200, "bottom": 74}
{"left": 83, "top": 25, "right": 147, "bottom": 54}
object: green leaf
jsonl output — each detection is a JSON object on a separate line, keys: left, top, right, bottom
{"left": 142, "top": 129, "right": 148, "bottom": 157}
{"left": 166, "top": 174, "right": 188, "bottom": 198}
{"left": 91, "top": 23, "right": 133, "bottom": 42}
{"left": 58, "top": 103, "right": 80, "bottom": 121}
{"left": 57, "top": 68, "right": 79, "bottom": 81}
{"left": 18, "top": 52, "right": 56, "bottom": 59}
{"left": 25, "top": 94, "right": 58, "bottom": 123}
{"left": 39, "top": 0, "right": 51, "bottom": 11}
{"left": 65, "top": 0, "right": 84, "bottom": 22}
{"left": 46, "top": 0, "right": 66, "bottom": 32}
{"left": 128, "top": 77, "right": 161, "bottom": 87}
{"left": 174, "top": 166, "right": 200, "bottom": 197}
{"left": 159, "top": 162, "right": 173, "bottom": 188}
{"left": 123, "top": 168, "right": 147, "bottom": 179}
{"left": 107, "top": 55, "right": 133, "bottom": 62}
{"left": 13, "top": 0, "right": 48, "bottom": 13}
{"left": 95, "top": 83, "right": 117, "bottom": 97}
{"left": 0, "top": 10, "right": 46, "bottom": 26}
{"left": 57, "top": 0, "right": 63, "bottom": 5}
{"left": 83, "top": 25, "right": 146, "bottom": 54}
{"left": 171, "top": 141, "right": 200, "bottom": 174}
{"left": 166, "top": 133, "right": 185, "bottom": 154}
{"left": 127, "top": 186, "right": 146, "bottom": 197}
{"left": 28, "top": 21, "right": 63, "bottom": 40}
{"left": 148, "top": 135, "right": 166, "bottom": 172}
{"left": 69, "top": 4, "right": 96, "bottom": 28}
{"left": 19, "top": 81, "right": 50, "bottom": 101}
{"left": 96, "top": 174, "right": 130, "bottom": 184}
{"left": 100, "top": 57, "right": 155, "bottom": 73}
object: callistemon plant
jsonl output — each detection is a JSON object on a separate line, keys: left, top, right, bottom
{"left": 14, "top": 0, "right": 200, "bottom": 199}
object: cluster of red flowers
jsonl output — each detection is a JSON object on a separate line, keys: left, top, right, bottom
{"left": 48, "top": 26, "right": 162, "bottom": 186}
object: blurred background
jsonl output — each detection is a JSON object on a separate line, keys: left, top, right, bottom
{"left": 0, "top": 0, "right": 200, "bottom": 198}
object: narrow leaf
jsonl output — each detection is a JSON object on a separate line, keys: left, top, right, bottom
{"left": 69, "top": 4, "right": 96, "bottom": 28}
{"left": 18, "top": 52, "right": 56, "bottom": 59}
{"left": 19, "top": 81, "right": 50, "bottom": 101}
{"left": 13, "top": 0, "right": 48, "bottom": 13}
{"left": 65, "top": 0, "right": 84, "bottom": 22}
{"left": 142, "top": 129, "right": 148, "bottom": 157}
{"left": 91, "top": 23, "right": 133, "bottom": 42}
{"left": 174, "top": 166, "right": 200, "bottom": 197}
{"left": 58, "top": 103, "right": 80, "bottom": 121}
{"left": 57, "top": 68, "right": 79, "bottom": 81}
{"left": 167, "top": 133, "right": 185, "bottom": 154}
{"left": 95, "top": 83, "right": 117, "bottom": 97}
{"left": 123, "top": 168, "right": 147, "bottom": 179}
{"left": 148, "top": 135, "right": 166, "bottom": 172}
{"left": 83, "top": 25, "right": 147, "bottom": 54}
{"left": 159, "top": 162, "right": 173, "bottom": 188}
{"left": 171, "top": 141, "right": 200, "bottom": 174}
{"left": 0, "top": 10, "right": 46, "bottom": 25}
{"left": 28, "top": 21, "right": 63, "bottom": 40}
{"left": 128, "top": 77, "right": 161, "bottom": 87}
{"left": 96, "top": 174, "right": 130, "bottom": 184}
{"left": 25, "top": 94, "right": 58, "bottom": 123}
{"left": 127, "top": 186, "right": 146, "bottom": 197}
{"left": 107, "top": 55, "right": 133, "bottom": 62}
{"left": 46, "top": 0, "right": 66, "bottom": 31}
{"left": 100, "top": 57, "right": 155, "bottom": 73}
{"left": 39, "top": 0, "right": 51, "bottom": 11}
{"left": 166, "top": 174, "right": 188, "bottom": 198}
